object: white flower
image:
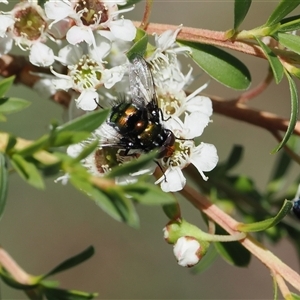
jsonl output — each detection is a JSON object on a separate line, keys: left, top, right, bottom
{"left": 148, "top": 26, "right": 190, "bottom": 61}
{"left": 155, "top": 114, "right": 218, "bottom": 193}
{"left": 173, "top": 236, "right": 201, "bottom": 267}
{"left": 45, "top": 0, "right": 136, "bottom": 45}
{"left": 51, "top": 34, "right": 126, "bottom": 110}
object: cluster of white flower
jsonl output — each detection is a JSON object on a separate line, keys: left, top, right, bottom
{"left": 0, "top": 0, "right": 218, "bottom": 192}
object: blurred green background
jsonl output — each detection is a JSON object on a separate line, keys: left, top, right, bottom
{"left": 1, "top": 0, "right": 300, "bottom": 299}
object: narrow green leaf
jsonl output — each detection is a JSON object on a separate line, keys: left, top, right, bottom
{"left": 277, "top": 32, "right": 300, "bottom": 55}
{"left": 273, "top": 270, "right": 278, "bottom": 300}
{"left": 225, "top": 145, "right": 243, "bottom": 171}
{"left": 41, "top": 246, "right": 94, "bottom": 279}
{"left": 163, "top": 202, "right": 181, "bottom": 220}
{"left": 105, "top": 188, "right": 139, "bottom": 227}
{"left": 0, "top": 97, "right": 31, "bottom": 114}
{"left": 5, "top": 134, "right": 17, "bottom": 153}
{"left": 0, "top": 153, "right": 8, "bottom": 221}
{"left": 70, "top": 174, "right": 127, "bottom": 223}
{"left": 56, "top": 109, "right": 110, "bottom": 134}
{"left": 177, "top": 41, "right": 251, "bottom": 90}
{"left": 192, "top": 246, "right": 218, "bottom": 274}
{"left": 272, "top": 71, "right": 298, "bottom": 153}
{"left": 267, "top": 137, "right": 296, "bottom": 195}
{"left": 265, "top": 0, "right": 300, "bottom": 26}
{"left": 289, "top": 293, "right": 300, "bottom": 300}
{"left": 237, "top": 199, "right": 293, "bottom": 232}
{"left": 255, "top": 37, "right": 284, "bottom": 84}
{"left": 122, "top": 182, "right": 175, "bottom": 205}
{"left": 214, "top": 226, "right": 251, "bottom": 267}
{"left": 234, "top": 0, "right": 252, "bottom": 29}
{"left": 72, "top": 140, "right": 99, "bottom": 162}
{"left": 11, "top": 154, "right": 45, "bottom": 189}
{"left": 44, "top": 287, "right": 97, "bottom": 300}
{"left": 105, "top": 150, "right": 157, "bottom": 179}
{"left": 0, "top": 76, "right": 15, "bottom": 97}
{"left": 16, "top": 135, "right": 49, "bottom": 157}
{"left": 279, "top": 14, "right": 300, "bottom": 32}
{"left": 127, "top": 28, "right": 148, "bottom": 60}
{"left": 51, "top": 131, "right": 91, "bottom": 148}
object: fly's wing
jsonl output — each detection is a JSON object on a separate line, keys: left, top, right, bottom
{"left": 99, "top": 122, "right": 143, "bottom": 151}
{"left": 129, "top": 55, "right": 158, "bottom": 108}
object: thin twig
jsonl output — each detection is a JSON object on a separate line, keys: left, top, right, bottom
{"left": 139, "top": 0, "right": 153, "bottom": 30}
{"left": 238, "top": 68, "right": 274, "bottom": 103}
{"left": 180, "top": 184, "right": 300, "bottom": 293}
{"left": 0, "top": 247, "right": 31, "bottom": 284}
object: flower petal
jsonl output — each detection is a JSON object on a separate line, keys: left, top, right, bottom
{"left": 158, "top": 167, "right": 186, "bottom": 192}
{"left": 108, "top": 19, "right": 137, "bottom": 41}
{"left": 29, "top": 43, "right": 55, "bottom": 67}
{"left": 173, "top": 236, "right": 201, "bottom": 267}
{"left": 76, "top": 90, "right": 99, "bottom": 111}
{"left": 66, "top": 26, "right": 94, "bottom": 45}
{"left": 190, "top": 143, "right": 218, "bottom": 180}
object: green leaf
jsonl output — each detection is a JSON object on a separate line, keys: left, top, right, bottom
{"left": 272, "top": 71, "right": 298, "bottom": 152}
{"left": 127, "top": 28, "right": 148, "bottom": 60}
{"left": 265, "top": 0, "right": 300, "bottom": 26}
{"left": 255, "top": 37, "right": 284, "bottom": 84}
{"left": 0, "top": 76, "right": 15, "bottom": 97}
{"left": 44, "top": 287, "right": 97, "bottom": 300}
{"left": 279, "top": 14, "right": 300, "bottom": 32}
{"left": 105, "top": 150, "right": 157, "bottom": 179}
{"left": 214, "top": 226, "right": 251, "bottom": 267}
{"left": 41, "top": 246, "right": 94, "bottom": 279}
{"left": 105, "top": 188, "right": 140, "bottom": 227}
{"left": 0, "top": 97, "right": 31, "bottom": 114}
{"left": 237, "top": 199, "right": 293, "bottom": 232}
{"left": 272, "top": 271, "right": 278, "bottom": 300}
{"left": 234, "top": 0, "right": 252, "bottom": 29}
{"left": 11, "top": 154, "right": 45, "bottom": 189}
{"left": 276, "top": 32, "right": 300, "bottom": 55}
{"left": 70, "top": 173, "right": 130, "bottom": 223}
{"left": 5, "top": 134, "right": 17, "bottom": 153}
{"left": 177, "top": 41, "right": 251, "bottom": 90}
{"left": 267, "top": 137, "right": 296, "bottom": 196}
{"left": 118, "top": 0, "right": 142, "bottom": 9}
{"left": 122, "top": 182, "right": 175, "bottom": 205}
{"left": 72, "top": 140, "right": 99, "bottom": 162}
{"left": 0, "top": 153, "right": 8, "bottom": 221}
{"left": 224, "top": 145, "right": 243, "bottom": 171}
{"left": 51, "top": 131, "right": 91, "bottom": 148}
{"left": 56, "top": 109, "right": 110, "bottom": 134}
{"left": 16, "top": 135, "right": 50, "bottom": 157}
{"left": 289, "top": 293, "right": 300, "bottom": 300}
{"left": 163, "top": 202, "right": 181, "bottom": 220}
{"left": 192, "top": 246, "right": 218, "bottom": 274}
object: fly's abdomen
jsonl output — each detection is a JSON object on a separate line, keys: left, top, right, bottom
{"left": 109, "top": 103, "right": 147, "bottom": 135}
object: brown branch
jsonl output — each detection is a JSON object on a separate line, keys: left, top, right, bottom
{"left": 210, "top": 96, "right": 300, "bottom": 137}
{"left": 139, "top": 0, "right": 153, "bottom": 30}
{"left": 133, "top": 21, "right": 266, "bottom": 59}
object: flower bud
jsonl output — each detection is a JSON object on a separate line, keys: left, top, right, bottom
{"left": 173, "top": 236, "right": 202, "bottom": 267}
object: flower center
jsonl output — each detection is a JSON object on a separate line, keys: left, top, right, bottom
{"left": 158, "top": 91, "right": 182, "bottom": 116}
{"left": 76, "top": 0, "right": 108, "bottom": 26}
{"left": 162, "top": 139, "right": 194, "bottom": 168}
{"left": 13, "top": 6, "right": 47, "bottom": 41}
{"left": 68, "top": 55, "right": 103, "bottom": 91}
